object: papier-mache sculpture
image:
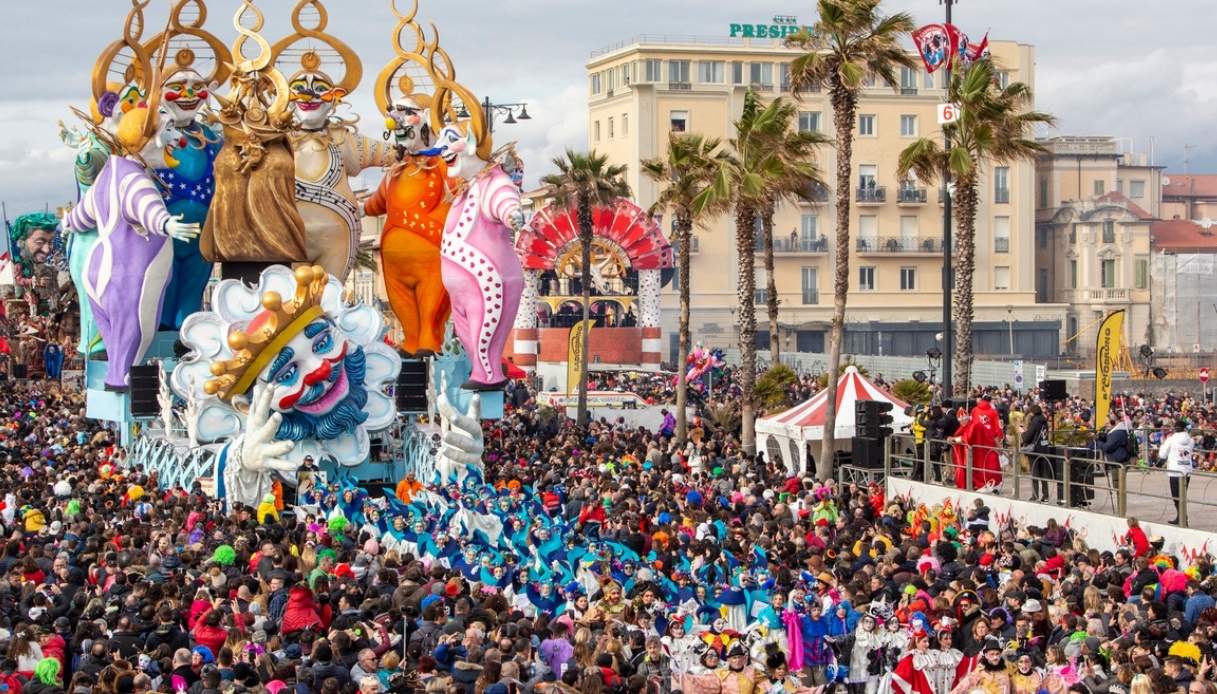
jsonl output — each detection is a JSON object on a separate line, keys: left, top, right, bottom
{"left": 271, "top": 0, "right": 396, "bottom": 281}
{"left": 62, "top": 0, "right": 201, "bottom": 390}
{"left": 171, "top": 265, "right": 400, "bottom": 508}
{"left": 363, "top": 2, "right": 454, "bottom": 356}
{"left": 139, "top": 0, "right": 230, "bottom": 329}
{"left": 58, "top": 121, "right": 109, "bottom": 357}
{"left": 423, "top": 56, "right": 525, "bottom": 390}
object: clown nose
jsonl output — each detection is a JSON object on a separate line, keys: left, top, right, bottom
{"left": 304, "top": 360, "right": 333, "bottom": 386}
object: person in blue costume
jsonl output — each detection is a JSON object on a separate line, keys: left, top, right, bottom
{"left": 142, "top": 54, "right": 223, "bottom": 330}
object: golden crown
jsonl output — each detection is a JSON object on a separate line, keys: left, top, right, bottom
{"left": 204, "top": 265, "right": 329, "bottom": 402}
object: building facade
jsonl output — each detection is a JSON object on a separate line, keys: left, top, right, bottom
{"left": 1162, "top": 174, "right": 1217, "bottom": 221}
{"left": 585, "top": 35, "right": 1064, "bottom": 363}
{"left": 1033, "top": 136, "right": 1159, "bottom": 355}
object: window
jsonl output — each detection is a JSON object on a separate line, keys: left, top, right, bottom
{"left": 643, "top": 59, "right": 662, "bottom": 82}
{"left": 1093, "top": 179, "right": 1104, "bottom": 196}
{"left": 1069, "top": 224, "right": 1077, "bottom": 245}
{"left": 594, "top": 120, "right": 600, "bottom": 141}
{"left": 1039, "top": 177, "right": 1049, "bottom": 208}
{"left": 900, "top": 67, "right": 917, "bottom": 92}
{"left": 1101, "top": 258, "right": 1116, "bottom": 288}
{"left": 859, "top": 266, "right": 876, "bottom": 291}
{"left": 590, "top": 73, "right": 601, "bottom": 95}
{"left": 1135, "top": 256, "right": 1148, "bottom": 289}
{"left": 621, "top": 64, "right": 631, "bottom": 85}
{"left": 749, "top": 62, "right": 773, "bottom": 87}
{"left": 994, "top": 266, "right": 1011, "bottom": 291}
{"left": 862, "top": 73, "right": 876, "bottom": 88}
{"left": 900, "top": 215, "right": 918, "bottom": 243}
{"left": 923, "top": 69, "right": 936, "bottom": 89}
{"left": 780, "top": 63, "right": 791, "bottom": 91}
{"left": 606, "top": 69, "right": 615, "bottom": 93}
{"left": 994, "top": 167, "right": 1009, "bottom": 203}
{"left": 732, "top": 61, "right": 744, "bottom": 84}
{"left": 858, "top": 164, "right": 878, "bottom": 190}
{"left": 1102, "top": 221, "right": 1115, "bottom": 244}
{"left": 800, "top": 214, "right": 817, "bottom": 243}
{"left": 995, "top": 71, "right": 1010, "bottom": 89}
{"left": 858, "top": 114, "right": 876, "bottom": 136}
{"left": 798, "top": 111, "right": 821, "bottom": 133}
{"left": 1037, "top": 269, "right": 1049, "bottom": 302}
{"left": 994, "top": 216, "right": 1010, "bottom": 253}
{"left": 1069, "top": 260, "right": 1078, "bottom": 289}
{"left": 900, "top": 266, "right": 916, "bottom": 290}
{"left": 801, "top": 267, "right": 818, "bottom": 304}
{"left": 607, "top": 117, "right": 614, "bottom": 139}
{"left": 668, "top": 60, "right": 690, "bottom": 84}
{"left": 900, "top": 115, "right": 917, "bottom": 137}
{"left": 1129, "top": 180, "right": 1146, "bottom": 199}
{"left": 859, "top": 214, "right": 878, "bottom": 246}
{"left": 669, "top": 110, "right": 688, "bottom": 133}
{"left": 1037, "top": 225, "right": 1048, "bottom": 249}
{"left": 622, "top": 114, "right": 628, "bottom": 135}
{"left": 697, "top": 60, "right": 724, "bottom": 83}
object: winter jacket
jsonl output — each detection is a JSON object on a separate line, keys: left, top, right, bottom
{"left": 281, "top": 586, "right": 322, "bottom": 635}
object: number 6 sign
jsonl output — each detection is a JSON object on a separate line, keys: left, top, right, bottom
{"left": 937, "top": 102, "right": 960, "bottom": 125}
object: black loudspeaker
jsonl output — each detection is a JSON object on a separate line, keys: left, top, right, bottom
{"left": 129, "top": 365, "right": 160, "bottom": 417}
{"left": 851, "top": 436, "right": 884, "bottom": 469}
{"left": 11, "top": 365, "right": 25, "bottom": 380}
{"left": 396, "top": 360, "right": 429, "bottom": 413}
{"left": 1039, "top": 379, "right": 1067, "bottom": 401}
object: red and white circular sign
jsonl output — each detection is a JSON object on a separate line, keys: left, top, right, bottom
{"left": 1200, "top": 367, "right": 1210, "bottom": 384}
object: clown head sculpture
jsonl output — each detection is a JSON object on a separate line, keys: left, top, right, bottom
{"left": 172, "top": 265, "right": 400, "bottom": 507}
{"left": 428, "top": 122, "right": 489, "bottom": 182}
{"left": 384, "top": 95, "right": 432, "bottom": 155}
{"left": 9, "top": 214, "right": 59, "bottom": 277}
{"left": 288, "top": 53, "right": 347, "bottom": 131}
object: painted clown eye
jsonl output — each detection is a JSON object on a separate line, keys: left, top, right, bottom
{"left": 312, "top": 331, "right": 333, "bottom": 354}
{"left": 275, "top": 365, "right": 299, "bottom": 385}
{"left": 291, "top": 81, "right": 310, "bottom": 93}
{"left": 314, "top": 83, "right": 331, "bottom": 94}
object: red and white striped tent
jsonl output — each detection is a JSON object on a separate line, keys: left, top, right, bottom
{"left": 756, "top": 366, "right": 913, "bottom": 474}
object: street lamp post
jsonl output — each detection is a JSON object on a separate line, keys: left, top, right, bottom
{"left": 1007, "top": 305, "right": 1014, "bottom": 356}
{"left": 476, "top": 96, "right": 531, "bottom": 133}
{"left": 940, "top": 0, "right": 956, "bottom": 399}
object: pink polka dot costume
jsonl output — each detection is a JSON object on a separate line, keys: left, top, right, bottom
{"left": 440, "top": 165, "right": 524, "bottom": 389}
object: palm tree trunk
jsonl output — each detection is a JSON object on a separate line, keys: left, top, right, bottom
{"left": 735, "top": 203, "right": 758, "bottom": 456}
{"left": 818, "top": 85, "right": 856, "bottom": 480}
{"left": 762, "top": 198, "right": 781, "bottom": 364}
{"left": 952, "top": 176, "right": 978, "bottom": 394}
{"left": 577, "top": 195, "right": 593, "bottom": 426}
{"left": 675, "top": 214, "right": 692, "bottom": 446}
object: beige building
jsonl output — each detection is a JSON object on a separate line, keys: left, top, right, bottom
{"left": 1034, "top": 136, "right": 1159, "bottom": 354}
{"left": 1161, "top": 174, "right": 1217, "bottom": 221}
{"left": 586, "top": 35, "right": 1065, "bottom": 362}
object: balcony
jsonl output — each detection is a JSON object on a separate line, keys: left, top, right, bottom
{"left": 995, "top": 188, "right": 1010, "bottom": 204}
{"left": 750, "top": 82, "right": 774, "bottom": 92}
{"left": 1079, "top": 288, "right": 1129, "bottom": 302}
{"left": 900, "top": 87, "right": 919, "bottom": 96}
{"left": 755, "top": 237, "right": 829, "bottom": 254}
{"left": 994, "top": 237, "right": 1010, "bottom": 253}
{"left": 856, "top": 186, "right": 886, "bottom": 205}
{"left": 801, "top": 181, "right": 830, "bottom": 203}
{"left": 897, "top": 187, "right": 927, "bottom": 205}
{"left": 856, "top": 236, "right": 944, "bottom": 254}
{"left": 802, "top": 289, "right": 820, "bottom": 305}
{"left": 668, "top": 82, "right": 692, "bottom": 91}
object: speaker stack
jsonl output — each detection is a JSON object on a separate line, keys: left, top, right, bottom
{"left": 129, "top": 364, "right": 160, "bottom": 417}
{"left": 396, "top": 360, "right": 429, "bottom": 413}
{"left": 1039, "top": 379, "right": 1067, "bottom": 401}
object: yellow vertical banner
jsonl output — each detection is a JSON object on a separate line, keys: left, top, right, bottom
{"left": 566, "top": 319, "right": 592, "bottom": 395}
{"left": 1094, "top": 309, "right": 1125, "bottom": 426}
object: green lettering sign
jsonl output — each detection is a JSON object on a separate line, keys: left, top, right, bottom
{"left": 729, "top": 23, "right": 742, "bottom": 37}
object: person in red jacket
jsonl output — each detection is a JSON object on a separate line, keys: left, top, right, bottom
{"left": 1124, "top": 517, "right": 1150, "bottom": 558}
{"left": 281, "top": 585, "right": 323, "bottom": 635}
{"left": 190, "top": 607, "right": 227, "bottom": 657}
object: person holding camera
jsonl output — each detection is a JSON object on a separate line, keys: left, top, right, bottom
{"left": 1159, "top": 418, "right": 1196, "bottom": 525}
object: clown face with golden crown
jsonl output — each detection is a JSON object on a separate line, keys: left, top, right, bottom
{"left": 172, "top": 265, "right": 400, "bottom": 508}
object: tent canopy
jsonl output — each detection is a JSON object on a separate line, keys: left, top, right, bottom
{"left": 756, "top": 366, "right": 914, "bottom": 473}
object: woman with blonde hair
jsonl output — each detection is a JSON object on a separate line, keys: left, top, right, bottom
{"left": 1129, "top": 673, "right": 1153, "bottom": 694}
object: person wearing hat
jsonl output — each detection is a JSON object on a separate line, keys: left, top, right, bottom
{"left": 1159, "top": 418, "right": 1195, "bottom": 524}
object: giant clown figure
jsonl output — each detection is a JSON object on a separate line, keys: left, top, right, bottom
{"left": 423, "top": 67, "right": 525, "bottom": 389}
{"left": 171, "top": 265, "right": 399, "bottom": 508}
{"left": 271, "top": 0, "right": 395, "bottom": 281}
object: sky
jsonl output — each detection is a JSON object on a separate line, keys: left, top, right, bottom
{"left": 2, "top": 0, "right": 1216, "bottom": 215}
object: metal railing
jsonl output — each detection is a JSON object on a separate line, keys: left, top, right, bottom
{"left": 755, "top": 237, "right": 829, "bottom": 253}
{"left": 857, "top": 186, "right": 886, "bottom": 203}
{"left": 897, "top": 187, "right": 927, "bottom": 204}
{"left": 995, "top": 188, "right": 1010, "bottom": 204}
{"left": 802, "top": 289, "right": 819, "bottom": 304}
{"left": 856, "top": 236, "right": 944, "bottom": 253}
{"left": 900, "top": 87, "right": 919, "bottom": 96}
{"left": 669, "top": 82, "right": 692, "bottom": 91}
{"left": 883, "top": 434, "right": 1217, "bottom": 531}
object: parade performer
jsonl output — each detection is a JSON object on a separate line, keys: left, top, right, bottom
{"left": 171, "top": 265, "right": 400, "bottom": 508}
{"left": 424, "top": 64, "right": 525, "bottom": 390}
{"left": 925, "top": 628, "right": 964, "bottom": 694}
{"left": 950, "top": 639, "right": 1011, "bottom": 694}
{"left": 952, "top": 395, "right": 1005, "bottom": 490}
{"left": 58, "top": 122, "right": 108, "bottom": 357}
{"left": 202, "top": 0, "right": 307, "bottom": 277}
{"left": 139, "top": 0, "right": 229, "bottom": 329}
{"left": 271, "top": 0, "right": 395, "bottom": 281}
{"left": 849, "top": 609, "right": 888, "bottom": 694}
{"left": 364, "top": 7, "right": 454, "bottom": 355}
{"left": 890, "top": 630, "right": 935, "bottom": 694}
{"left": 63, "top": 0, "right": 201, "bottom": 390}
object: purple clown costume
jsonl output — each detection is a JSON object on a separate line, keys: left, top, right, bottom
{"left": 63, "top": 156, "right": 173, "bottom": 390}
{"left": 439, "top": 166, "right": 524, "bottom": 389}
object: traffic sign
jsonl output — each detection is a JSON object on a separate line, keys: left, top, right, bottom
{"left": 937, "top": 102, "right": 960, "bottom": 125}
{"left": 1012, "top": 360, "right": 1024, "bottom": 391}
{"left": 1201, "top": 367, "right": 1209, "bottom": 384}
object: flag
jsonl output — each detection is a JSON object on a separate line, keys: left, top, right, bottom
{"left": 1095, "top": 310, "right": 1126, "bottom": 427}
{"left": 565, "top": 319, "right": 592, "bottom": 396}
{"left": 912, "top": 24, "right": 953, "bottom": 73}
{"left": 964, "top": 31, "right": 990, "bottom": 64}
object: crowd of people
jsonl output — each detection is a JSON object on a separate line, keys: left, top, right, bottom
{"left": 0, "top": 362, "right": 1209, "bottom": 694}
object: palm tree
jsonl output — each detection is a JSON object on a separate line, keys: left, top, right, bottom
{"left": 694, "top": 90, "right": 807, "bottom": 456}
{"left": 541, "top": 150, "right": 631, "bottom": 426}
{"left": 899, "top": 59, "right": 1054, "bottom": 391}
{"left": 787, "top": 0, "right": 915, "bottom": 479}
{"left": 757, "top": 107, "right": 830, "bottom": 364}
{"left": 641, "top": 134, "right": 728, "bottom": 444}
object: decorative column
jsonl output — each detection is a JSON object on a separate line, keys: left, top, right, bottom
{"left": 512, "top": 269, "right": 540, "bottom": 372}
{"left": 638, "top": 268, "right": 662, "bottom": 369}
